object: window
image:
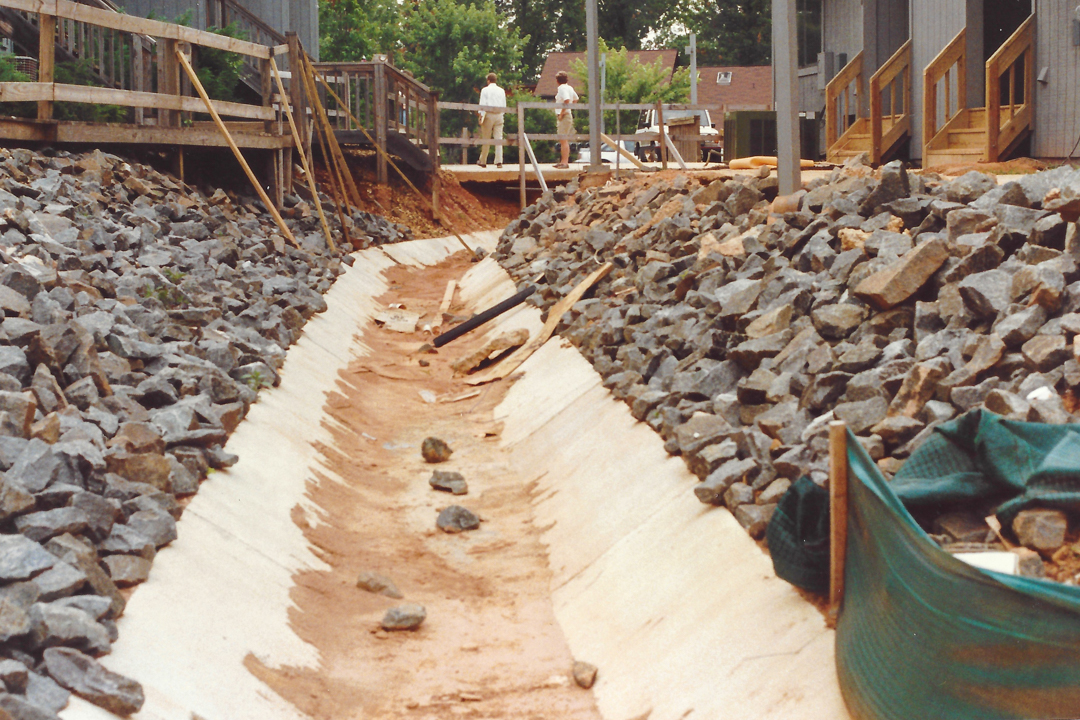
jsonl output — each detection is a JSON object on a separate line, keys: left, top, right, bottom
{"left": 717, "top": 71, "right": 732, "bottom": 85}
{"left": 797, "top": 0, "right": 822, "bottom": 68}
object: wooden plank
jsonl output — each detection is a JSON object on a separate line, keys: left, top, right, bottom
{"left": 51, "top": 121, "right": 291, "bottom": 148}
{"left": 37, "top": 12, "right": 55, "bottom": 120}
{"left": 656, "top": 101, "right": 667, "bottom": 169}
{"left": 520, "top": 130, "right": 548, "bottom": 193}
{"left": 465, "top": 262, "right": 613, "bottom": 386}
{"left": 175, "top": 47, "right": 296, "bottom": 246}
{"left": 271, "top": 57, "right": 334, "bottom": 252}
{"left": 0, "top": 83, "right": 52, "bottom": 102}
{"left": 373, "top": 61, "right": 387, "bottom": 184}
{"left": 598, "top": 132, "right": 643, "bottom": 169}
{"left": 50, "top": 0, "right": 273, "bottom": 59}
{"left": 32, "top": 83, "right": 275, "bottom": 119}
{"left": 518, "top": 104, "right": 525, "bottom": 210}
{"left": 829, "top": 420, "right": 849, "bottom": 619}
{"left": 302, "top": 54, "right": 363, "bottom": 210}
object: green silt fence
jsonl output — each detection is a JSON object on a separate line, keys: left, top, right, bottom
{"left": 836, "top": 412, "right": 1080, "bottom": 720}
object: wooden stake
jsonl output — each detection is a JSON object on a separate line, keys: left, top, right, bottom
{"left": 271, "top": 58, "right": 335, "bottom": 252}
{"left": 308, "top": 61, "right": 478, "bottom": 259}
{"left": 656, "top": 100, "right": 668, "bottom": 169}
{"left": 599, "top": 132, "right": 644, "bottom": 169}
{"left": 300, "top": 54, "right": 363, "bottom": 210}
{"left": 175, "top": 48, "right": 296, "bottom": 247}
{"left": 829, "top": 420, "right": 849, "bottom": 620}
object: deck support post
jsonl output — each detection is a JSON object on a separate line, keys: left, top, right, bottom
{"left": 772, "top": 0, "right": 802, "bottom": 195}
{"left": 374, "top": 61, "right": 388, "bottom": 185}
{"left": 37, "top": 12, "right": 55, "bottom": 121}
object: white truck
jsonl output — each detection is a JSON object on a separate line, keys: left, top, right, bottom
{"left": 634, "top": 108, "right": 720, "bottom": 162}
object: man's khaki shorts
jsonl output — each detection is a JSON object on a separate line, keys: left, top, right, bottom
{"left": 557, "top": 114, "right": 574, "bottom": 137}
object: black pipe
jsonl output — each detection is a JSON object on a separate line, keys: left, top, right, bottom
{"left": 433, "top": 285, "right": 536, "bottom": 348}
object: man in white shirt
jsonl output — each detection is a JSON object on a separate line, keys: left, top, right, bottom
{"left": 477, "top": 73, "right": 507, "bottom": 168}
{"left": 553, "top": 70, "right": 579, "bottom": 168}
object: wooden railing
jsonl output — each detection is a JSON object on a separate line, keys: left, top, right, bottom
{"left": 0, "top": 0, "right": 285, "bottom": 125}
{"left": 986, "top": 14, "right": 1034, "bottom": 161}
{"left": 923, "top": 27, "right": 967, "bottom": 157}
{"left": 208, "top": 0, "right": 287, "bottom": 85}
{"left": 869, "top": 39, "right": 912, "bottom": 164}
{"left": 311, "top": 60, "right": 439, "bottom": 184}
{"left": 825, "top": 51, "right": 864, "bottom": 150}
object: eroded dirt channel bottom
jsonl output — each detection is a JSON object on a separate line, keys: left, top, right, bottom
{"left": 247, "top": 251, "right": 603, "bottom": 720}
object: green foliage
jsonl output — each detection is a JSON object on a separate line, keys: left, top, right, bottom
{"left": 140, "top": 283, "right": 186, "bottom": 308}
{"left": 0, "top": 58, "right": 34, "bottom": 119}
{"left": 54, "top": 60, "right": 128, "bottom": 123}
{"left": 319, "top": 0, "right": 402, "bottom": 63}
{"left": 666, "top": 0, "right": 772, "bottom": 66}
{"left": 162, "top": 268, "right": 186, "bottom": 284}
{"left": 569, "top": 40, "right": 690, "bottom": 134}
{"left": 241, "top": 368, "right": 269, "bottom": 392}
{"left": 196, "top": 23, "right": 248, "bottom": 102}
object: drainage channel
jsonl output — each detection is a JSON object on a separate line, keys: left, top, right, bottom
{"left": 62, "top": 231, "right": 847, "bottom": 720}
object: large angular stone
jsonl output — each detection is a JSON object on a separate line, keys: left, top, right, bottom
{"left": 694, "top": 458, "right": 759, "bottom": 505}
{"left": 42, "top": 647, "right": 144, "bottom": 715}
{"left": 853, "top": 237, "right": 949, "bottom": 310}
{"left": 0, "top": 535, "right": 56, "bottom": 582}
{"left": 1012, "top": 509, "right": 1068, "bottom": 552}
{"left": 1022, "top": 335, "right": 1069, "bottom": 373}
{"left": 811, "top": 303, "right": 868, "bottom": 340}
{"left": 734, "top": 503, "right": 777, "bottom": 539}
{"left": 101, "top": 555, "right": 151, "bottom": 588}
{"left": 14, "top": 508, "right": 89, "bottom": 543}
{"left": 124, "top": 509, "right": 177, "bottom": 549}
{"left": 0, "top": 582, "right": 39, "bottom": 643}
{"left": 889, "top": 358, "right": 951, "bottom": 418}
{"left": 674, "top": 413, "right": 734, "bottom": 456}
{"left": 729, "top": 330, "right": 793, "bottom": 370}
{"left": 28, "top": 603, "right": 111, "bottom": 656}
{"left": 103, "top": 450, "right": 172, "bottom": 491}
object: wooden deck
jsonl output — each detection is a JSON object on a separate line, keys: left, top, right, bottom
{"left": 444, "top": 161, "right": 725, "bottom": 184}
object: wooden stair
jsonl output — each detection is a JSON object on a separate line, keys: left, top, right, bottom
{"left": 828, "top": 117, "right": 871, "bottom": 162}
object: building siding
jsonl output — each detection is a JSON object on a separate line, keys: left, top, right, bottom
{"left": 909, "top": 0, "right": 967, "bottom": 157}
{"left": 1033, "top": 1, "right": 1080, "bottom": 158}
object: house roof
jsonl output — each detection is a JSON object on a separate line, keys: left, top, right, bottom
{"left": 534, "top": 49, "right": 678, "bottom": 98}
{"left": 695, "top": 66, "right": 773, "bottom": 111}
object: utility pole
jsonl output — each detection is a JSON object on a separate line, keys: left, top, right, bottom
{"left": 772, "top": 0, "right": 801, "bottom": 195}
{"left": 685, "top": 33, "right": 697, "bottom": 105}
{"left": 586, "top": 0, "right": 602, "bottom": 171}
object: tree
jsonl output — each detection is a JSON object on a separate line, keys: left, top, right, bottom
{"left": 668, "top": 0, "right": 772, "bottom": 67}
{"left": 569, "top": 40, "right": 690, "bottom": 134}
{"left": 319, "top": 0, "right": 402, "bottom": 63}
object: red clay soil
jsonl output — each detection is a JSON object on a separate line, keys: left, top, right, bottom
{"left": 312, "top": 150, "right": 520, "bottom": 239}
{"left": 246, "top": 252, "right": 603, "bottom": 720}
{"left": 922, "top": 157, "right": 1053, "bottom": 176}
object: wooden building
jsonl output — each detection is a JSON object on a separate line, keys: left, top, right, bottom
{"left": 800, "top": 0, "right": 1080, "bottom": 166}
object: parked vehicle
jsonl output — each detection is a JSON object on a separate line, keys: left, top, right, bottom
{"left": 575, "top": 139, "right": 636, "bottom": 165}
{"left": 634, "top": 109, "right": 719, "bottom": 161}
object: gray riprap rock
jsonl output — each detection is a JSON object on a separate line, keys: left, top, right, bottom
{"left": 14, "top": 508, "right": 89, "bottom": 544}
{"left": 28, "top": 603, "right": 110, "bottom": 656}
{"left": 421, "top": 437, "right": 452, "bottom": 463}
{"left": 811, "top": 304, "right": 868, "bottom": 340}
{"left": 52, "top": 596, "right": 110, "bottom": 621}
{"left": 101, "top": 555, "right": 151, "bottom": 588}
{"left": 686, "top": 439, "right": 739, "bottom": 479}
{"left": 984, "top": 390, "right": 1031, "bottom": 420}
{"left": 25, "top": 671, "right": 70, "bottom": 716}
{"left": 436, "top": 505, "right": 480, "bottom": 533}
{"left": 958, "top": 269, "right": 1013, "bottom": 319}
{"left": 946, "top": 171, "right": 997, "bottom": 204}
{"left": 44, "top": 535, "right": 124, "bottom": 620}
{"left": 428, "top": 470, "right": 467, "bottom": 495}
{"left": 694, "top": 458, "right": 759, "bottom": 505}
{"left": 0, "top": 660, "right": 28, "bottom": 694}
{"left": 1021, "top": 335, "right": 1068, "bottom": 373}
{"left": 832, "top": 396, "right": 889, "bottom": 435}
{"left": 124, "top": 509, "right": 177, "bottom": 549}
{"left": 0, "top": 582, "right": 40, "bottom": 643}
{"left": 0, "top": 346, "right": 30, "bottom": 384}
{"left": 870, "top": 415, "right": 925, "bottom": 448}
{"left": 33, "top": 561, "right": 87, "bottom": 602}
{"left": 380, "top": 604, "right": 426, "bottom": 631}
{"left": 0, "top": 535, "right": 56, "bottom": 582}
{"left": 729, "top": 330, "right": 793, "bottom": 370}
{"left": 1012, "top": 509, "right": 1068, "bottom": 552}
{"left": 674, "top": 413, "right": 734, "bottom": 456}
{"left": 934, "top": 512, "right": 991, "bottom": 543}
{"left": 994, "top": 305, "right": 1048, "bottom": 348}
{"left": 0, "top": 476, "right": 36, "bottom": 523}
{"left": 43, "top": 647, "right": 144, "bottom": 715}
{"left": 951, "top": 377, "right": 1001, "bottom": 411}
{"left": 356, "top": 571, "right": 403, "bottom": 599}
{"left": 757, "top": 478, "right": 792, "bottom": 506}
{"left": 723, "top": 482, "right": 755, "bottom": 509}
{"left": 0, "top": 693, "right": 57, "bottom": 720}
{"left": 735, "top": 503, "right": 777, "bottom": 539}
{"left": 99, "top": 524, "right": 155, "bottom": 560}
{"left": 860, "top": 161, "right": 910, "bottom": 214}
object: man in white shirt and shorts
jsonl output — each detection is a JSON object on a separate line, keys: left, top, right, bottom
{"left": 477, "top": 73, "right": 507, "bottom": 168}
{"left": 554, "top": 70, "right": 578, "bottom": 168}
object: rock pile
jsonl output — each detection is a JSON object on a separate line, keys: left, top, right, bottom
{"left": 0, "top": 146, "right": 408, "bottom": 716}
{"left": 493, "top": 158, "right": 1080, "bottom": 580}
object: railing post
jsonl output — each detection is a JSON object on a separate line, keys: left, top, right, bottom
{"left": 38, "top": 10, "right": 55, "bottom": 121}
{"left": 518, "top": 104, "right": 526, "bottom": 209}
{"left": 656, "top": 100, "right": 668, "bottom": 169}
{"left": 374, "top": 61, "right": 388, "bottom": 185}
{"left": 158, "top": 38, "right": 180, "bottom": 128}
{"left": 986, "top": 57, "right": 1001, "bottom": 162}
{"left": 870, "top": 73, "right": 882, "bottom": 165}
{"left": 132, "top": 35, "right": 144, "bottom": 125}
{"left": 428, "top": 91, "right": 440, "bottom": 223}
{"left": 286, "top": 33, "right": 309, "bottom": 166}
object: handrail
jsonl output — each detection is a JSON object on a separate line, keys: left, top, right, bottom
{"left": 869, "top": 39, "right": 912, "bottom": 164}
{"left": 825, "top": 51, "right": 864, "bottom": 151}
{"left": 986, "top": 14, "right": 1034, "bottom": 161}
{"left": 216, "top": 0, "right": 284, "bottom": 45}
{"left": 923, "top": 27, "right": 966, "bottom": 158}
